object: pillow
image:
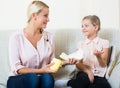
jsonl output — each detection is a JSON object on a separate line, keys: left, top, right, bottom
{"left": 105, "top": 46, "right": 118, "bottom": 79}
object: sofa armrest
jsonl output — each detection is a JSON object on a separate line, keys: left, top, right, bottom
{"left": 0, "top": 83, "right": 6, "bottom": 88}
{"left": 105, "top": 46, "right": 119, "bottom": 79}
{"left": 108, "top": 55, "right": 120, "bottom": 88}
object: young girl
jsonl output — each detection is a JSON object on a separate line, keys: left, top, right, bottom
{"left": 67, "top": 15, "right": 111, "bottom": 88}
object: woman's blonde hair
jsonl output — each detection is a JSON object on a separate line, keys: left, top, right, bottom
{"left": 82, "top": 15, "right": 101, "bottom": 31}
{"left": 27, "top": 0, "right": 49, "bottom": 22}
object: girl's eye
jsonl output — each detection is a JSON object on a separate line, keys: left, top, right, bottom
{"left": 85, "top": 24, "right": 89, "bottom": 27}
{"left": 81, "top": 25, "right": 83, "bottom": 28}
{"left": 44, "top": 14, "right": 48, "bottom": 17}
{"left": 82, "top": 24, "right": 89, "bottom": 28}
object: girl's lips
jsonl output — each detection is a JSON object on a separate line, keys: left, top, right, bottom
{"left": 43, "top": 22, "right": 47, "bottom": 25}
{"left": 83, "top": 31, "right": 88, "bottom": 33}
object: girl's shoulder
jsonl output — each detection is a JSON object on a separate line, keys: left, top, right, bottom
{"left": 98, "top": 37, "right": 109, "bottom": 43}
{"left": 98, "top": 37, "right": 110, "bottom": 48}
{"left": 77, "top": 41, "right": 85, "bottom": 49}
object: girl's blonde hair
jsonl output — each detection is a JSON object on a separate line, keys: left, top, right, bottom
{"left": 27, "top": 0, "right": 49, "bottom": 22}
{"left": 82, "top": 15, "right": 101, "bottom": 31}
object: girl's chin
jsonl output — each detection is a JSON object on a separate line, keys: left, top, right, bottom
{"left": 42, "top": 25, "right": 47, "bottom": 29}
{"left": 83, "top": 33, "right": 88, "bottom": 36}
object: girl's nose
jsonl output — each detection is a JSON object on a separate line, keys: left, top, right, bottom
{"left": 47, "top": 17, "right": 50, "bottom": 22}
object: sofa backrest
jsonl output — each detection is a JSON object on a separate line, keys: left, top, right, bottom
{"left": 0, "top": 30, "right": 14, "bottom": 85}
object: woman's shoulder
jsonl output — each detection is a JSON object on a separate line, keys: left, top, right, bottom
{"left": 10, "top": 29, "right": 23, "bottom": 40}
{"left": 45, "top": 31, "right": 53, "bottom": 36}
{"left": 44, "top": 31, "right": 53, "bottom": 38}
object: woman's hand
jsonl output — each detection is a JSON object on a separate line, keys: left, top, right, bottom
{"left": 40, "top": 63, "right": 57, "bottom": 73}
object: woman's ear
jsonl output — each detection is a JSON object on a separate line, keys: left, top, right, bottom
{"left": 31, "top": 13, "right": 37, "bottom": 21}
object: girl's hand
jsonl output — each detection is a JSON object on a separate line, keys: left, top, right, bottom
{"left": 63, "top": 58, "right": 80, "bottom": 65}
{"left": 93, "top": 48, "right": 108, "bottom": 67}
{"left": 85, "top": 69, "right": 94, "bottom": 83}
{"left": 93, "top": 49, "right": 104, "bottom": 58}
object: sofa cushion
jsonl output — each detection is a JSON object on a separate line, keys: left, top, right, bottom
{"left": 53, "top": 65, "right": 77, "bottom": 88}
{"left": 55, "top": 78, "right": 71, "bottom": 88}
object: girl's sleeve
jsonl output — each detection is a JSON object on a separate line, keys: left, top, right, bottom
{"left": 103, "top": 40, "right": 110, "bottom": 48}
{"left": 77, "top": 41, "right": 83, "bottom": 50}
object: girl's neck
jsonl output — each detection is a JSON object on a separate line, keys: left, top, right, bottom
{"left": 87, "top": 34, "right": 97, "bottom": 40}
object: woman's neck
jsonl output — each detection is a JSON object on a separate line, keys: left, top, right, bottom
{"left": 25, "top": 24, "right": 41, "bottom": 36}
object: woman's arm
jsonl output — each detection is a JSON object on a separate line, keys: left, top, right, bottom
{"left": 17, "top": 63, "right": 55, "bottom": 74}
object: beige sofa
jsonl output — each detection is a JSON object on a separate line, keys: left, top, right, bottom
{"left": 0, "top": 29, "right": 120, "bottom": 88}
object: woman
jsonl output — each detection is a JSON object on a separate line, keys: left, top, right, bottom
{"left": 7, "top": 1, "right": 77, "bottom": 88}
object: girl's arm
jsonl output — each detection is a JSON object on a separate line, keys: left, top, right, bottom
{"left": 94, "top": 48, "right": 109, "bottom": 67}
{"left": 76, "top": 60, "right": 94, "bottom": 83}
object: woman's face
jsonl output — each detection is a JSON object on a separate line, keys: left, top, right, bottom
{"left": 35, "top": 7, "right": 49, "bottom": 29}
{"left": 82, "top": 19, "right": 97, "bottom": 38}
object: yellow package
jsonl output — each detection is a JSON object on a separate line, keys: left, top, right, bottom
{"left": 50, "top": 58, "right": 62, "bottom": 72}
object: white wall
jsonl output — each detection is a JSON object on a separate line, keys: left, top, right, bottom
{"left": 0, "top": 0, "right": 120, "bottom": 30}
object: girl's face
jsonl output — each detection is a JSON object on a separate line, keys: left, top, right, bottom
{"left": 34, "top": 7, "right": 49, "bottom": 29}
{"left": 82, "top": 19, "right": 98, "bottom": 38}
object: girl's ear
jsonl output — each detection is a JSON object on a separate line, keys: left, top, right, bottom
{"left": 95, "top": 25, "right": 99, "bottom": 31}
